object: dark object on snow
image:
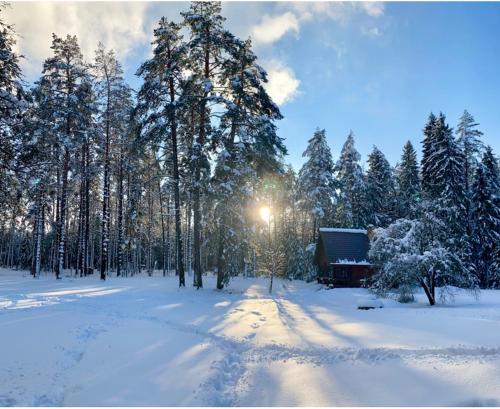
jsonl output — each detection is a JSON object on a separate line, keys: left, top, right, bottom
{"left": 314, "top": 228, "right": 373, "bottom": 287}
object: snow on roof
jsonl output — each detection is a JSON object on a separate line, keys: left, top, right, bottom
{"left": 319, "top": 228, "right": 367, "bottom": 234}
{"left": 329, "top": 259, "right": 372, "bottom": 266}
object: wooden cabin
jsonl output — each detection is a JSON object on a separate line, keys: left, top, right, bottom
{"left": 314, "top": 228, "right": 373, "bottom": 287}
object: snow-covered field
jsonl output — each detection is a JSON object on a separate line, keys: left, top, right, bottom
{"left": 1, "top": 268, "right": 500, "bottom": 407}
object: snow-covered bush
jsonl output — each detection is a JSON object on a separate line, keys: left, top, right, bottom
{"left": 369, "top": 212, "right": 477, "bottom": 306}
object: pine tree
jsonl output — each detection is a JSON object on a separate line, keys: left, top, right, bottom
{"left": 335, "top": 131, "right": 366, "bottom": 228}
{"left": 471, "top": 147, "right": 500, "bottom": 288}
{"left": 396, "top": 141, "right": 420, "bottom": 219}
{"left": 137, "top": 18, "right": 187, "bottom": 286}
{"left": 212, "top": 37, "right": 284, "bottom": 289}
{"left": 0, "top": 4, "right": 27, "bottom": 208}
{"left": 94, "top": 43, "right": 132, "bottom": 280}
{"left": 297, "top": 128, "right": 335, "bottom": 239}
{"left": 365, "top": 146, "right": 395, "bottom": 227}
{"left": 38, "top": 34, "right": 90, "bottom": 279}
{"left": 182, "top": 1, "right": 234, "bottom": 289}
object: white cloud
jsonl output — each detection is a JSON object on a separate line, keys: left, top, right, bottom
{"left": 249, "top": 2, "right": 385, "bottom": 47}
{"left": 358, "top": 2, "right": 385, "bottom": 18}
{"left": 263, "top": 60, "right": 300, "bottom": 106}
{"left": 5, "top": 2, "right": 150, "bottom": 78}
{"left": 251, "top": 12, "right": 299, "bottom": 45}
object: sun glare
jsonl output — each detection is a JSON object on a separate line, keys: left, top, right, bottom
{"left": 259, "top": 206, "right": 271, "bottom": 223}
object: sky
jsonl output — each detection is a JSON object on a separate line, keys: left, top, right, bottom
{"left": 5, "top": 1, "right": 500, "bottom": 170}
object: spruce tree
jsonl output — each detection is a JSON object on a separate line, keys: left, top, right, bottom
{"left": 396, "top": 141, "right": 420, "bottom": 219}
{"left": 365, "top": 146, "right": 395, "bottom": 227}
{"left": 335, "top": 131, "right": 366, "bottom": 228}
{"left": 297, "top": 128, "right": 335, "bottom": 239}
{"left": 421, "top": 112, "right": 437, "bottom": 197}
{"left": 471, "top": 147, "right": 500, "bottom": 288}
{"left": 456, "top": 110, "right": 484, "bottom": 193}
{"left": 428, "top": 113, "right": 471, "bottom": 271}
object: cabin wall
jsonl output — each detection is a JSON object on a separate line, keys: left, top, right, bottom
{"left": 318, "top": 265, "right": 372, "bottom": 287}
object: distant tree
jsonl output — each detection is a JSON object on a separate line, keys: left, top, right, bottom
{"left": 335, "top": 131, "right": 366, "bottom": 228}
{"left": 428, "top": 113, "right": 469, "bottom": 259}
{"left": 395, "top": 141, "right": 420, "bottom": 219}
{"left": 456, "top": 110, "right": 484, "bottom": 193}
{"left": 420, "top": 112, "right": 437, "bottom": 197}
{"left": 297, "top": 128, "right": 335, "bottom": 239}
{"left": 470, "top": 147, "right": 500, "bottom": 288}
{"left": 365, "top": 146, "right": 395, "bottom": 227}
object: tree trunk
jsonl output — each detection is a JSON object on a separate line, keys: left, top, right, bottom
{"left": 116, "top": 144, "right": 124, "bottom": 277}
{"left": 168, "top": 65, "right": 185, "bottom": 286}
{"left": 216, "top": 221, "right": 224, "bottom": 289}
{"left": 56, "top": 147, "right": 70, "bottom": 279}
{"left": 100, "top": 82, "right": 111, "bottom": 281}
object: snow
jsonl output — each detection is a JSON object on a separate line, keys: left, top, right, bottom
{"left": 331, "top": 259, "right": 371, "bottom": 265}
{"left": 357, "top": 298, "right": 384, "bottom": 309}
{"left": 1, "top": 268, "right": 500, "bottom": 406}
{"left": 319, "top": 227, "right": 368, "bottom": 234}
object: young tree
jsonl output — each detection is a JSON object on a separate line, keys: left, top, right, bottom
{"left": 369, "top": 208, "right": 476, "bottom": 306}
{"left": 365, "top": 146, "right": 395, "bottom": 227}
{"left": 297, "top": 128, "right": 335, "bottom": 239}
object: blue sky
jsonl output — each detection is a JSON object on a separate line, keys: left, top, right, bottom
{"left": 6, "top": 1, "right": 500, "bottom": 171}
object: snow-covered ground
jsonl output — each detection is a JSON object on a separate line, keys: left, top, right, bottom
{"left": 1, "top": 268, "right": 500, "bottom": 406}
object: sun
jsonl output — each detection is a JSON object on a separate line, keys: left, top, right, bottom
{"left": 259, "top": 206, "right": 271, "bottom": 224}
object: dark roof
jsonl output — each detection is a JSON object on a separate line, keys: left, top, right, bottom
{"left": 316, "top": 228, "right": 370, "bottom": 265}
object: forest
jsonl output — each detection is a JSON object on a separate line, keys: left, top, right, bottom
{"left": 0, "top": 1, "right": 498, "bottom": 298}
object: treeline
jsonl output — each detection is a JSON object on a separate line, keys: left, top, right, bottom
{"left": 0, "top": 3, "right": 498, "bottom": 293}
{"left": 369, "top": 113, "right": 500, "bottom": 304}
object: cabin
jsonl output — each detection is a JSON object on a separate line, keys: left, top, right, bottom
{"left": 313, "top": 227, "right": 373, "bottom": 287}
